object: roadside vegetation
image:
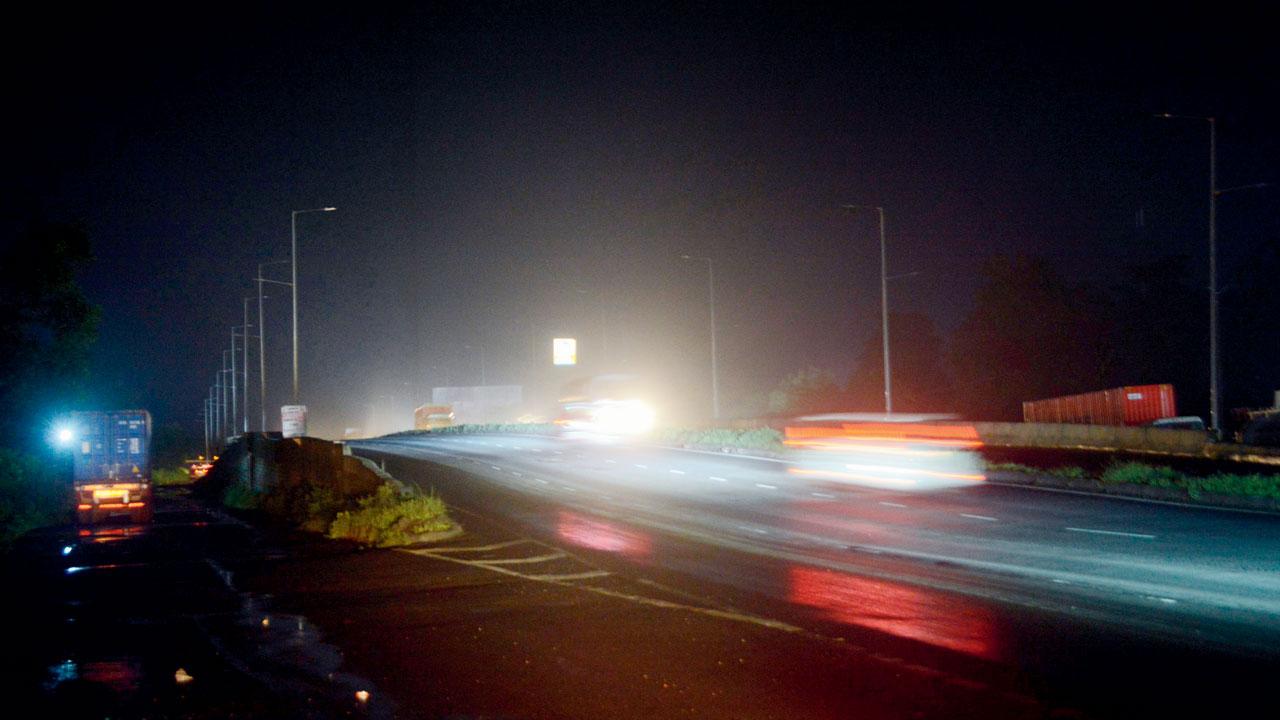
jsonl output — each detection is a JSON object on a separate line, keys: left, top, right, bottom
{"left": 655, "top": 427, "right": 785, "bottom": 453}
{"left": 203, "top": 438, "right": 456, "bottom": 547}
{"left": 989, "top": 459, "right": 1280, "bottom": 502}
{"left": 387, "top": 423, "right": 558, "bottom": 438}
{"left": 327, "top": 483, "right": 453, "bottom": 546}
{"left": 0, "top": 450, "right": 73, "bottom": 551}
{"left": 152, "top": 466, "right": 193, "bottom": 486}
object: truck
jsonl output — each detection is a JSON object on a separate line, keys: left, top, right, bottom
{"left": 413, "top": 404, "right": 455, "bottom": 430}
{"left": 1022, "top": 384, "right": 1177, "bottom": 426}
{"left": 70, "top": 410, "right": 153, "bottom": 524}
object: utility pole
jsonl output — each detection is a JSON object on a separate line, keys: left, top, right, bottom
{"left": 290, "top": 207, "right": 336, "bottom": 403}
{"left": 842, "top": 205, "right": 893, "bottom": 414}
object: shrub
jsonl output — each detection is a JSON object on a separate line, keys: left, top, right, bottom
{"left": 153, "top": 467, "right": 192, "bottom": 486}
{"left": 1101, "top": 462, "right": 1182, "bottom": 488}
{"left": 328, "top": 483, "right": 454, "bottom": 547}
{"left": 0, "top": 449, "right": 73, "bottom": 550}
{"left": 656, "top": 427, "right": 785, "bottom": 453}
{"left": 222, "top": 481, "right": 263, "bottom": 510}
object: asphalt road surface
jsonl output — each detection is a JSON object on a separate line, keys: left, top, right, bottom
{"left": 353, "top": 432, "right": 1280, "bottom": 716}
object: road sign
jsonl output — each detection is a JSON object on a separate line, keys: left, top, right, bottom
{"left": 553, "top": 337, "right": 577, "bottom": 366}
{"left": 281, "top": 405, "right": 307, "bottom": 438}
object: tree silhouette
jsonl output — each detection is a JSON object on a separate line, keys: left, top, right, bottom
{"left": 0, "top": 222, "right": 100, "bottom": 449}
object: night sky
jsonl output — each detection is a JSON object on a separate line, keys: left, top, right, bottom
{"left": 6, "top": 4, "right": 1277, "bottom": 437}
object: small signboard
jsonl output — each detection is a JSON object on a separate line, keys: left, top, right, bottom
{"left": 281, "top": 405, "right": 307, "bottom": 438}
{"left": 553, "top": 337, "right": 577, "bottom": 366}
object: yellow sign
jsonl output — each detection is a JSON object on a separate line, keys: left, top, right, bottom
{"left": 552, "top": 338, "right": 577, "bottom": 366}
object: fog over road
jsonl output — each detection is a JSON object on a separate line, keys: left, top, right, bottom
{"left": 355, "top": 433, "right": 1280, "bottom": 663}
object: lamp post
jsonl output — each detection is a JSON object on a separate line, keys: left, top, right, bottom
{"left": 841, "top": 205, "right": 893, "bottom": 414}
{"left": 680, "top": 255, "right": 720, "bottom": 420}
{"left": 291, "top": 207, "right": 336, "bottom": 403}
{"left": 238, "top": 296, "right": 257, "bottom": 433}
{"left": 256, "top": 260, "right": 292, "bottom": 431}
{"left": 1154, "top": 114, "right": 1221, "bottom": 433}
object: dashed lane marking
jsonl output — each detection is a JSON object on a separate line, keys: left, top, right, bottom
{"left": 879, "top": 501, "right": 908, "bottom": 508}
{"left": 670, "top": 469, "right": 686, "bottom": 475}
{"left": 810, "top": 492, "right": 836, "bottom": 499}
{"left": 709, "top": 476, "right": 728, "bottom": 482}
{"left": 755, "top": 483, "right": 778, "bottom": 490}
{"left": 1065, "top": 527, "right": 1155, "bottom": 540}
{"left": 961, "top": 514, "right": 998, "bottom": 522}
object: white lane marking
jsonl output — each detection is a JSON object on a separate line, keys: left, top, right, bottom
{"left": 561, "top": 485, "right": 577, "bottom": 493}
{"left": 1065, "top": 527, "right": 1156, "bottom": 540}
{"left": 1146, "top": 595, "right": 1178, "bottom": 605}
{"left": 490, "top": 465, "right": 502, "bottom": 470}
{"left": 669, "top": 469, "right": 686, "bottom": 475}
{"left": 495, "top": 444, "right": 506, "bottom": 448}
{"left": 475, "top": 552, "right": 566, "bottom": 566}
{"left": 605, "top": 459, "right": 616, "bottom": 464}
{"left": 879, "top": 501, "right": 908, "bottom": 508}
{"left": 553, "top": 451, "right": 563, "bottom": 455}
{"left": 737, "top": 525, "right": 770, "bottom": 535}
{"left": 526, "top": 570, "right": 611, "bottom": 581}
{"left": 425, "top": 540, "right": 530, "bottom": 553}
{"left": 531, "top": 448, "right": 542, "bottom": 453}
{"left": 511, "top": 471, "right": 523, "bottom": 477}
{"left": 534, "top": 478, "right": 549, "bottom": 485}
{"left": 709, "top": 476, "right": 728, "bottom": 482}
{"left": 755, "top": 483, "right": 778, "bottom": 490}
{"left": 961, "top": 514, "right": 998, "bottom": 522}
{"left": 634, "top": 464, "right": 648, "bottom": 469}
{"left": 810, "top": 492, "right": 836, "bottom": 499}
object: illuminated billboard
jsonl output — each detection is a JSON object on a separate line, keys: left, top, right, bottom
{"left": 553, "top": 337, "right": 577, "bottom": 366}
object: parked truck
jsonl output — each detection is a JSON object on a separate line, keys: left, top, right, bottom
{"left": 70, "top": 410, "right": 153, "bottom": 524}
{"left": 1022, "top": 385, "right": 1177, "bottom": 426}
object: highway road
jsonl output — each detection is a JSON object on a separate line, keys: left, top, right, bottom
{"left": 353, "top": 432, "right": 1280, "bottom": 714}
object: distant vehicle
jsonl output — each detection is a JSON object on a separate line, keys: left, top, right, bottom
{"left": 555, "top": 374, "right": 656, "bottom": 438}
{"left": 187, "top": 457, "right": 214, "bottom": 480}
{"left": 1149, "top": 416, "right": 1206, "bottom": 431}
{"left": 69, "top": 410, "right": 153, "bottom": 524}
{"left": 414, "top": 404, "right": 455, "bottom": 430}
{"left": 1022, "top": 384, "right": 1177, "bottom": 426}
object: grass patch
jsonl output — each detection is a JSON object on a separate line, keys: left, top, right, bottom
{"left": 153, "top": 466, "right": 192, "bottom": 486}
{"left": 1101, "top": 462, "right": 1280, "bottom": 500}
{"left": 656, "top": 427, "right": 785, "bottom": 453}
{"left": 985, "top": 461, "right": 1089, "bottom": 480}
{"left": 327, "top": 483, "right": 455, "bottom": 547}
{"left": 0, "top": 449, "right": 72, "bottom": 552}
{"left": 387, "top": 423, "right": 558, "bottom": 438}
{"left": 222, "top": 481, "right": 263, "bottom": 510}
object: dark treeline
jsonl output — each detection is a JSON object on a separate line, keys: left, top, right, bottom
{"left": 777, "top": 252, "right": 1278, "bottom": 427}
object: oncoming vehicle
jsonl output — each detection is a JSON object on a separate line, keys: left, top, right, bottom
{"left": 555, "top": 374, "right": 656, "bottom": 439}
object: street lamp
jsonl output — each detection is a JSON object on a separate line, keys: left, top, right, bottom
{"left": 236, "top": 296, "right": 257, "bottom": 433}
{"left": 1153, "top": 115, "right": 1269, "bottom": 435}
{"left": 841, "top": 204, "right": 892, "bottom": 414}
{"left": 256, "top": 260, "right": 292, "bottom": 431}
{"left": 291, "top": 207, "right": 336, "bottom": 403}
{"left": 680, "top": 255, "right": 720, "bottom": 420}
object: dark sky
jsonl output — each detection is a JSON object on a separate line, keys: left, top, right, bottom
{"left": 6, "top": 3, "right": 1277, "bottom": 437}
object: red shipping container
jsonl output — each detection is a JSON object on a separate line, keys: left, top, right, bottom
{"left": 1022, "top": 385, "right": 1177, "bottom": 426}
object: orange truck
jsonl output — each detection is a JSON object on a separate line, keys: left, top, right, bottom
{"left": 70, "top": 410, "right": 154, "bottom": 524}
{"left": 414, "top": 404, "right": 455, "bottom": 430}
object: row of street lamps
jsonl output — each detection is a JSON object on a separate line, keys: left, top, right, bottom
{"left": 202, "top": 207, "right": 335, "bottom": 455}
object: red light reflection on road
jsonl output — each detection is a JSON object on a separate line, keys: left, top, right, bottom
{"left": 556, "top": 511, "right": 652, "bottom": 558}
{"left": 788, "top": 566, "right": 998, "bottom": 659}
